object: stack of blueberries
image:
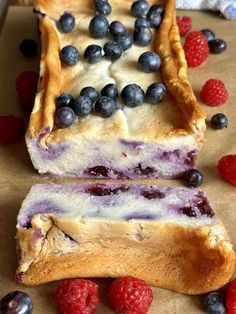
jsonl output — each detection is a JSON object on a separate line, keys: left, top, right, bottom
{"left": 56, "top": 0, "right": 167, "bottom": 128}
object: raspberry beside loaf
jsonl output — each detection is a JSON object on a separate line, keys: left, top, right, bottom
{"left": 16, "top": 183, "right": 235, "bottom": 294}
{"left": 25, "top": 0, "right": 206, "bottom": 178}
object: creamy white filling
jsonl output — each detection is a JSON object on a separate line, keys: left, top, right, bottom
{"left": 27, "top": 134, "right": 198, "bottom": 176}
{"left": 17, "top": 184, "right": 216, "bottom": 229}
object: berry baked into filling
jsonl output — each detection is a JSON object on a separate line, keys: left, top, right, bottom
{"left": 16, "top": 183, "right": 235, "bottom": 294}
{"left": 25, "top": 0, "right": 206, "bottom": 178}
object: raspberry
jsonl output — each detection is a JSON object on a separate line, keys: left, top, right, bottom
{"left": 0, "top": 115, "right": 25, "bottom": 144}
{"left": 227, "top": 279, "right": 236, "bottom": 314}
{"left": 176, "top": 16, "right": 192, "bottom": 37}
{"left": 200, "top": 79, "right": 228, "bottom": 106}
{"left": 109, "top": 276, "right": 153, "bottom": 314}
{"left": 218, "top": 155, "right": 236, "bottom": 186}
{"left": 15, "top": 71, "right": 39, "bottom": 112}
{"left": 55, "top": 279, "right": 99, "bottom": 314}
{"left": 183, "top": 31, "right": 209, "bottom": 67}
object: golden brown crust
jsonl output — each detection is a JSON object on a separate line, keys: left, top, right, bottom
{"left": 27, "top": 0, "right": 206, "bottom": 147}
{"left": 17, "top": 220, "right": 235, "bottom": 294}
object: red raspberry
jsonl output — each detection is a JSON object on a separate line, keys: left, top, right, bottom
{"left": 0, "top": 115, "right": 25, "bottom": 144}
{"left": 15, "top": 71, "right": 39, "bottom": 112}
{"left": 109, "top": 276, "right": 153, "bottom": 314}
{"left": 227, "top": 279, "right": 236, "bottom": 314}
{"left": 176, "top": 16, "right": 192, "bottom": 37}
{"left": 200, "top": 79, "right": 228, "bottom": 106}
{"left": 55, "top": 279, "right": 100, "bottom": 314}
{"left": 218, "top": 155, "right": 236, "bottom": 186}
{"left": 183, "top": 31, "right": 209, "bottom": 67}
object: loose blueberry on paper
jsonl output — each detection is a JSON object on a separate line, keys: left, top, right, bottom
{"left": 210, "top": 113, "right": 228, "bottom": 130}
{"left": 19, "top": 39, "right": 38, "bottom": 57}
{"left": 204, "top": 292, "right": 226, "bottom": 314}
{"left": 209, "top": 39, "right": 227, "bottom": 54}
{"left": 0, "top": 291, "right": 33, "bottom": 314}
{"left": 201, "top": 29, "right": 216, "bottom": 42}
{"left": 184, "top": 169, "right": 204, "bottom": 188}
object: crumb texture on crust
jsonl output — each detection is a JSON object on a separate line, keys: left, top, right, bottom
{"left": 16, "top": 183, "right": 235, "bottom": 294}
{"left": 17, "top": 221, "right": 235, "bottom": 294}
{"left": 27, "top": 0, "right": 205, "bottom": 147}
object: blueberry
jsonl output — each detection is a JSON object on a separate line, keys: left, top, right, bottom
{"left": 121, "top": 84, "right": 145, "bottom": 107}
{"left": 104, "top": 41, "right": 123, "bottom": 61}
{"left": 131, "top": 0, "right": 149, "bottom": 18}
{"left": 80, "top": 86, "right": 99, "bottom": 103}
{"left": 19, "top": 39, "right": 38, "bottom": 57}
{"left": 201, "top": 29, "right": 216, "bottom": 42}
{"left": 138, "top": 51, "right": 161, "bottom": 72}
{"left": 95, "top": 96, "right": 117, "bottom": 117}
{"left": 210, "top": 113, "right": 228, "bottom": 130}
{"left": 203, "top": 292, "right": 226, "bottom": 314}
{"left": 84, "top": 44, "right": 103, "bottom": 64}
{"left": 57, "top": 13, "right": 75, "bottom": 33}
{"left": 209, "top": 39, "right": 227, "bottom": 54}
{"left": 133, "top": 27, "right": 152, "bottom": 46}
{"left": 56, "top": 92, "right": 74, "bottom": 108}
{"left": 60, "top": 45, "right": 80, "bottom": 66}
{"left": 0, "top": 291, "right": 33, "bottom": 314}
{"left": 55, "top": 106, "right": 75, "bottom": 128}
{"left": 147, "top": 5, "right": 164, "bottom": 28}
{"left": 95, "top": 0, "right": 112, "bottom": 15}
{"left": 101, "top": 83, "right": 118, "bottom": 99}
{"left": 89, "top": 15, "right": 109, "bottom": 38}
{"left": 113, "top": 32, "right": 133, "bottom": 51}
{"left": 135, "top": 18, "right": 151, "bottom": 29}
{"left": 71, "top": 96, "right": 92, "bottom": 116}
{"left": 109, "top": 21, "right": 126, "bottom": 36}
{"left": 146, "top": 82, "right": 166, "bottom": 104}
{"left": 184, "top": 169, "right": 204, "bottom": 188}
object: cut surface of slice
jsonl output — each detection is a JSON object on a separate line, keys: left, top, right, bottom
{"left": 25, "top": 0, "right": 206, "bottom": 178}
{"left": 16, "top": 183, "right": 235, "bottom": 294}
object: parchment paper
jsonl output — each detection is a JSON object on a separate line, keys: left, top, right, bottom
{"left": 0, "top": 6, "right": 235, "bottom": 314}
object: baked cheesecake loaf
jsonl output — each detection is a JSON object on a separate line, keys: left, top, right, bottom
{"left": 16, "top": 182, "right": 235, "bottom": 294}
{"left": 25, "top": 0, "right": 206, "bottom": 178}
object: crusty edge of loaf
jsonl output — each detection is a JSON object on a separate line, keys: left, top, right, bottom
{"left": 26, "top": 0, "right": 205, "bottom": 147}
{"left": 157, "top": 1, "right": 206, "bottom": 137}
{"left": 16, "top": 218, "right": 235, "bottom": 294}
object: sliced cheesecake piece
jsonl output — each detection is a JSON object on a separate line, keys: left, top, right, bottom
{"left": 16, "top": 183, "right": 235, "bottom": 294}
{"left": 25, "top": 0, "right": 206, "bottom": 178}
